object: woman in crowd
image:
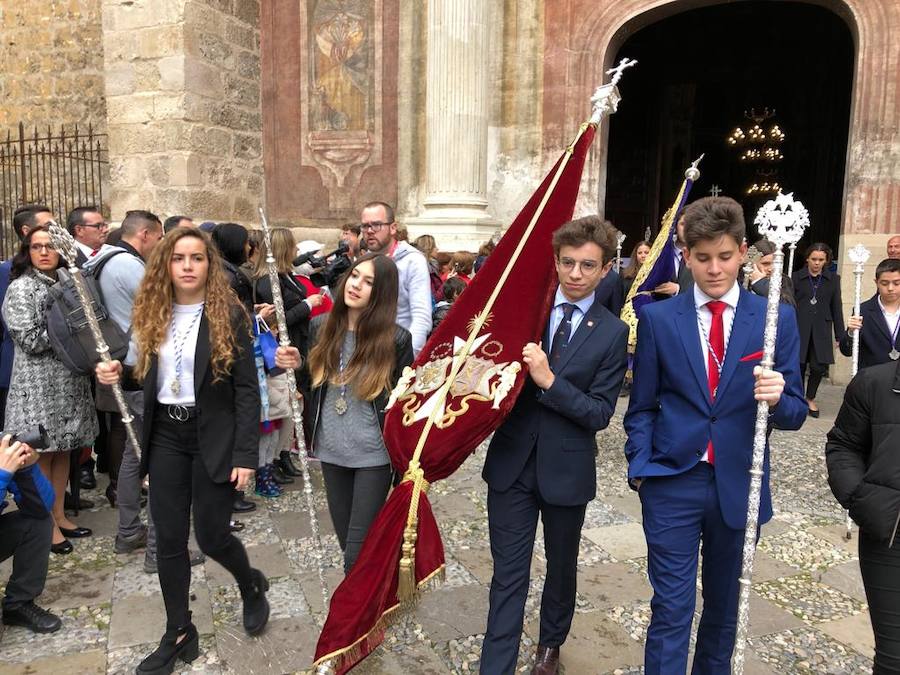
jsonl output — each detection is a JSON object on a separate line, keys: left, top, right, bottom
{"left": 211, "top": 223, "right": 254, "bottom": 314}
{"left": 2, "top": 225, "right": 98, "bottom": 554}
{"left": 620, "top": 239, "right": 650, "bottom": 297}
{"left": 791, "top": 242, "right": 845, "bottom": 417}
{"left": 305, "top": 253, "right": 413, "bottom": 574}
{"left": 450, "top": 251, "right": 476, "bottom": 286}
{"left": 414, "top": 234, "right": 444, "bottom": 303}
{"left": 434, "top": 251, "right": 453, "bottom": 282}
{"left": 95, "top": 228, "right": 297, "bottom": 673}
{"left": 826, "top": 357, "right": 900, "bottom": 674}
{"left": 252, "top": 228, "right": 323, "bottom": 358}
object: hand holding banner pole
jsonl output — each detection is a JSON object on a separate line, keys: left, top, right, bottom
{"left": 732, "top": 193, "right": 809, "bottom": 674}
{"left": 844, "top": 243, "right": 871, "bottom": 540}
{"left": 47, "top": 222, "right": 142, "bottom": 462}
{"left": 258, "top": 208, "right": 330, "bottom": 609}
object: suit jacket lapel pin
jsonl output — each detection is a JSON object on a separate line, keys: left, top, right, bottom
{"left": 587, "top": 320, "right": 594, "bottom": 327}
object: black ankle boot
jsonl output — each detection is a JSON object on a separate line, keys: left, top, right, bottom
{"left": 136, "top": 621, "right": 199, "bottom": 674}
{"left": 271, "top": 464, "right": 295, "bottom": 485}
{"left": 277, "top": 451, "right": 303, "bottom": 477}
{"left": 240, "top": 568, "right": 270, "bottom": 636}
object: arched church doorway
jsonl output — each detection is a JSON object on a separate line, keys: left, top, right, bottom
{"left": 604, "top": 1, "right": 854, "bottom": 269}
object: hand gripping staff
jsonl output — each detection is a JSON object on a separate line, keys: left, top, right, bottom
{"left": 258, "top": 208, "right": 330, "bottom": 610}
{"left": 732, "top": 193, "right": 809, "bottom": 674}
{"left": 47, "top": 222, "right": 142, "bottom": 462}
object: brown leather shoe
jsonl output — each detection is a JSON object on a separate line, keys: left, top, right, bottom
{"left": 531, "top": 645, "right": 560, "bottom": 675}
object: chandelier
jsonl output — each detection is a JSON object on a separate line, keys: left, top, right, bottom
{"left": 726, "top": 108, "right": 786, "bottom": 195}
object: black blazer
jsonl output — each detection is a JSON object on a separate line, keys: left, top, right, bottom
{"left": 130, "top": 312, "right": 260, "bottom": 482}
{"left": 303, "top": 315, "right": 414, "bottom": 450}
{"left": 791, "top": 267, "right": 845, "bottom": 364}
{"left": 482, "top": 297, "right": 629, "bottom": 506}
{"left": 839, "top": 295, "right": 900, "bottom": 370}
{"left": 595, "top": 270, "right": 625, "bottom": 317}
{"left": 254, "top": 273, "right": 311, "bottom": 354}
{"left": 826, "top": 359, "right": 900, "bottom": 544}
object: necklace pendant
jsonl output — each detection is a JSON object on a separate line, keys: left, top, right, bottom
{"left": 810, "top": 297, "right": 818, "bottom": 305}
{"left": 170, "top": 379, "right": 181, "bottom": 396}
{"left": 890, "top": 349, "right": 900, "bottom": 361}
{"left": 334, "top": 395, "right": 348, "bottom": 416}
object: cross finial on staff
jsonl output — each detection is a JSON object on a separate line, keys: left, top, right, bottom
{"left": 710, "top": 184, "right": 722, "bottom": 197}
{"left": 606, "top": 57, "right": 638, "bottom": 86}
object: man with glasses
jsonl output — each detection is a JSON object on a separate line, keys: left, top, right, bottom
{"left": 67, "top": 206, "right": 110, "bottom": 267}
{"left": 360, "top": 201, "right": 432, "bottom": 355}
{"left": 480, "top": 216, "right": 629, "bottom": 675}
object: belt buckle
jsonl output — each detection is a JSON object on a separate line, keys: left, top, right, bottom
{"left": 167, "top": 404, "right": 189, "bottom": 422}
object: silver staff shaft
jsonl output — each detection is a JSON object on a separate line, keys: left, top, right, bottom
{"left": 47, "top": 223, "right": 141, "bottom": 460}
{"left": 787, "top": 241, "right": 797, "bottom": 276}
{"left": 732, "top": 247, "right": 786, "bottom": 674}
{"left": 258, "top": 208, "right": 330, "bottom": 610}
{"left": 844, "top": 259, "right": 866, "bottom": 540}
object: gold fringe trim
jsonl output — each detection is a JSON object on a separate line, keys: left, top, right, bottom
{"left": 310, "top": 565, "right": 446, "bottom": 674}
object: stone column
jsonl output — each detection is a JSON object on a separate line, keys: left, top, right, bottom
{"left": 406, "top": 0, "right": 498, "bottom": 251}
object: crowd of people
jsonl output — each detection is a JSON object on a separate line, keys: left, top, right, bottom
{"left": 0, "top": 196, "right": 898, "bottom": 674}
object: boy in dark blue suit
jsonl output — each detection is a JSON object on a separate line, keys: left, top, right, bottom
{"left": 624, "top": 197, "right": 807, "bottom": 674}
{"left": 481, "top": 216, "right": 629, "bottom": 675}
{"left": 840, "top": 258, "right": 900, "bottom": 368}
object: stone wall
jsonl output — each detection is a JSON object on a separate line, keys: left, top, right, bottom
{"left": 0, "top": 0, "right": 107, "bottom": 131}
{"left": 102, "top": 0, "right": 263, "bottom": 222}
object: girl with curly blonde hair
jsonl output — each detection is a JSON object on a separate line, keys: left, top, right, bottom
{"left": 96, "top": 227, "right": 304, "bottom": 672}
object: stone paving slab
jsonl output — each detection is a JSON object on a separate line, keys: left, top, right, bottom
{"left": 582, "top": 522, "right": 647, "bottom": 561}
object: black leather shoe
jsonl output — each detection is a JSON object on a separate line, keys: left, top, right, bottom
{"left": 136, "top": 621, "right": 199, "bottom": 674}
{"left": 105, "top": 482, "right": 117, "bottom": 508}
{"left": 271, "top": 465, "right": 295, "bottom": 485}
{"left": 240, "top": 568, "right": 270, "bottom": 636}
{"left": 276, "top": 451, "right": 303, "bottom": 477}
{"left": 80, "top": 464, "right": 97, "bottom": 490}
{"left": 2, "top": 601, "right": 62, "bottom": 633}
{"left": 59, "top": 526, "right": 92, "bottom": 538}
{"left": 64, "top": 492, "right": 94, "bottom": 510}
{"left": 51, "top": 539, "right": 73, "bottom": 555}
{"left": 229, "top": 520, "right": 245, "bottom": 533}
{"left": 232, "top": 491, "right": 257, "bottom": 513}
{"left": 808, "top": 407, "right": 820, "bottom": 418}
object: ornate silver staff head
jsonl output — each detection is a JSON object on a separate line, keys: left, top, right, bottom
{"left": 47, "top": 221, "right": 80, "bottom": 267}
{"left": 753, "top": 192, "right": 809, "bottom": 248}
{"left": 616, "top": 232, "right": 627, "bottom": 248}
{"left": 685, "top": 153, "right": 705, "bottom": 182}
{"left": 848, "top": 243, "right": 871, "bottom": 268}
{"left": 590, "top": 58, "right": 637, "bottom": 124}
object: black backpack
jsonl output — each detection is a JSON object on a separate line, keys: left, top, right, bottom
{"left": 45, "top": 250, "right": 131, "bottom": 376}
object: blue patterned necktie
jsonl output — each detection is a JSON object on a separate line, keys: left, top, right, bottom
{"left": 549, "top": 303, "right": 576, "bottom": 370}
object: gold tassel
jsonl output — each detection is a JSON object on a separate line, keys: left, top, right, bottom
{"left": 397, "top": 521, "right": 418, "bottom": 605}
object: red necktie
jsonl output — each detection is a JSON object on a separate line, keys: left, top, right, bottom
{"left": 706, "top": 300, "right": 727, "bottom": 464}
{"left": 90, "top": 249, "right": 100, "bottom": 257}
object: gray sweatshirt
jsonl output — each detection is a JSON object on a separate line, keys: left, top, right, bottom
{"left": 391, "top": 241, "right": 432, "bottom": 355}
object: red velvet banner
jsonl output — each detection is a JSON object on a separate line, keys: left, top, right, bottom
{"left": 313, "top": 123, "right": 597, "bottom": 673}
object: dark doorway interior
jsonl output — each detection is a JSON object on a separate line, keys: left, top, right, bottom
{"left": 605, "top": 1, "right": 853, "bottom": 269}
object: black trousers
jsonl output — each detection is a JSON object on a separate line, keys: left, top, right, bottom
{"left": 320, "top": 462, "right": 392, "bottom": 574}
{"left": 481, "top": 451, "right": 586, "bottom": 675}
{"left": 0, "top": 510, "right": 52, "bottom": 610}
{"left": 800, "top": 337, "right": 828, "bottom": 399}
{"left": 860, "top": 530, "right": 900, "bottom": 674}
{"left": 148, "top": 411, "right": 253, "bottom": 630}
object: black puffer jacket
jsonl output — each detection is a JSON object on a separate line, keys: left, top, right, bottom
{"left": 825, "top": 359, "right": 900, "bottom": 545}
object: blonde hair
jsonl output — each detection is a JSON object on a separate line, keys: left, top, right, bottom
{"left": 253, "top": 227, "right": 295, "bottom": 277}
{"left": 131, "top": 228, "right": 245, "bottom": 383}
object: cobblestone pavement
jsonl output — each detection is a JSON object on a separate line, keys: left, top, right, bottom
{"left": 0, "top": 384, "right": 875, "bottom": 674}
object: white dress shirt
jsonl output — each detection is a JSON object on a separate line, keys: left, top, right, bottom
{"left": 693, "top": 281, "right": 740, "bottom": 462}
{"left": 878, "top": 296, "right": 900, "bottom": 340}
{"left": 157, "top": 303, "right": 204, "bottom": 405}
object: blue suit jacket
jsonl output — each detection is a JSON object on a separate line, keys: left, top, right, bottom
{"left": 483, "top": 297, "right": 629, "bottom": 506}
{"left": 624, "top": 289, "right": 807, "bottom": 529}
{"left": 838, "top": 294, "right": 898, "bottom": 370}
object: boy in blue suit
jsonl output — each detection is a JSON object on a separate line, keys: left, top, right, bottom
{"left": 624, "top": 197, "right": 807, "bottom": 674}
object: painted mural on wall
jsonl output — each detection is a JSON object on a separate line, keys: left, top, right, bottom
{"left": 311, "top": 0, "right": 373, "bottom": 132}
{"left": 301, "top": 0, "right": 382, "bottom": 209}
